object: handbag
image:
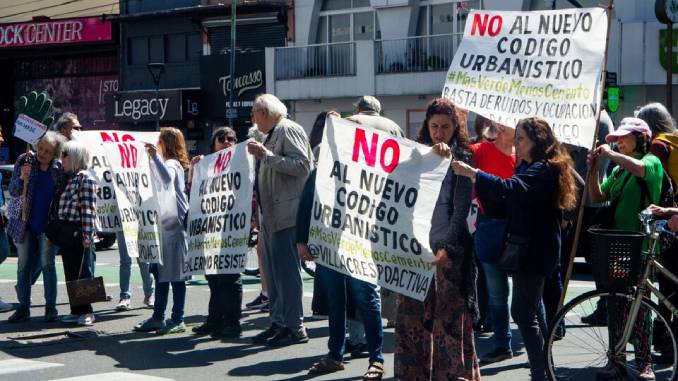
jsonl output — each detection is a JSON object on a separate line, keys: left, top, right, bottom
{"left": 45, "top": 220, "right": 82, "bottom": 248}
{"left": 66, "top": 248, "right": 107, "bottom": 306}
{"left": 498, "top": 233, "right": 530, "bottom": 272}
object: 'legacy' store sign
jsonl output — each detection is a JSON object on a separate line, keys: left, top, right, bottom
{"left": 104, "top": 89, "right": 200, "bottom": 123}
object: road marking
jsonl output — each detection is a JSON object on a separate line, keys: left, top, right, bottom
{"left": 49, "top": 372, "right": 174, "bottom": 381}
{"left": 0, "top": 358, "right": 62, "bottom": 375}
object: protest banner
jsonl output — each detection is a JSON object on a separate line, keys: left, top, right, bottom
{"left": 183, "top": 141, "right": 255, "bottom": 276}
{"left": 443, "top": 8, "right": 607, "bottom": 148}
{"left": 74, "top": 130, "right": 159, "bottom": 232}
{"left": 308, "top": 118, "right": 448, "bottom": 301}
{"left": 14, "top": 114, "right": 47, "bottom": 145}
{"left": 103, "top": 141, "right": 162, "bottom": 263}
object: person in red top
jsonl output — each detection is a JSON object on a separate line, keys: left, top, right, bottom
{"left": 471, "top": 122, "right": 517, "bottom": 365}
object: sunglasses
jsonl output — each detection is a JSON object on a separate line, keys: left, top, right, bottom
{"left": 217, "top": 135, "right": 236, "bottom": 144}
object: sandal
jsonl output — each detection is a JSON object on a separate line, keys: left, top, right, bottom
{"left": 308, "top": 357, "right": 344, "bottom": 375}
{"left": 362, "top": 361, "right": 384, "bottom": 381}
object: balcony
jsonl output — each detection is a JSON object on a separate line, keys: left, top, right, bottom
{"left": 375, "top": 34, "right": 461, "bottom": 74}
{"left": 274, "top": 42, "right": 356, "bottom": 80}
{"left": 265, "top": 34, "right": 459, "bottom": 100}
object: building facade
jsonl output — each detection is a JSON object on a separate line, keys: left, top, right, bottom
{"left": 266, "top": 0, "right": 678, "bottom": 136}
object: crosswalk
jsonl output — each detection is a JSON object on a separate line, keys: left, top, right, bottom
{"left": 0, "top": 359, "right": 174, "bottom": 381}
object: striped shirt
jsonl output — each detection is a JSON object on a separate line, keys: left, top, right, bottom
{"left": 57, "top": 170, "right": 97, "bottom": 242}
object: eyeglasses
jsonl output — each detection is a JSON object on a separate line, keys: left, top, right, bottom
{"left": 72, "top": 125, "right": 82, "bottom": 131}
{"left": 217, "top": 135, "right": 237, "bottom": 144}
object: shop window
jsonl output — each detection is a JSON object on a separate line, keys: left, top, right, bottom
{"left": 166, "top": 34, "right": 187, "bottom": 63}
{"left": 322, "top": 0, "right": 351, "bottom": 11}
{"left": 149, "top": 36, "right": 164, "bottom": 62}
{"left": 431, "top": 4, "right": 454, "bottom": 35}
{"left": 129, "top": 37, "right": 149, "bottom": 65}
{"left": 330, "top": 14, "right": 351, "bottom": 42}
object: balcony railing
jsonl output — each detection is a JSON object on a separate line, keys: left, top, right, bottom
{"left": 375, "top": 34, "right": 462, "bottom": 74}
{"left": 274, "top": 42, "right": 356, "bottom": 80}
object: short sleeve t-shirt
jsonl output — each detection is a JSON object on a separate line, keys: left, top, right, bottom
{"left": 470, "top": 141, "right": 516, "bottom": 179}
{"left": 600, "top": 154, "right": 663, "bottom": 231}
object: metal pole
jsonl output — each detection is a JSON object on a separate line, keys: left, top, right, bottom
{"left": 668, "top": 22, "right": 674, "bottom": 113}
{"left": 228, "top": 0, "right": 237, "bottom": 130}
{"left": 155, "top": 82, "right": 160, "bottom": 132}
{"left": 560, "top": 0, "right": 615, "bottom": 309}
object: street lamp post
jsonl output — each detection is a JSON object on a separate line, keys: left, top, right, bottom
{"left": 147, "top": 62, "right": 166, "bottom": 132}
{"left": 228, "top": 0, "right": 237, "bottom": 130}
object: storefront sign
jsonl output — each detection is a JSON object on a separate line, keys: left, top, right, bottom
{"left": 200, "top": 51, "right": 265, "bottom": 120}
{"left": 0, "top": 17, "right": 112, "bottom": 48}
{"left": 105, "top": 90, "right": 200, "bottom": 123}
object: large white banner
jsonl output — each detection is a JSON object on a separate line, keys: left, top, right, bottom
{"left": 183, "top": 141, "right": 255, "bottom": 276}
{"left": 443, "top": 8, "right": 607, "bottom": 148}
{"left": 74, "top": 130, "right": 159, "bottom": 232}
{"left": 103, "top": 141, "right": 162, "bottom": 263}
{"left": 309, "top": 118, "right": 448, "bottom": 301}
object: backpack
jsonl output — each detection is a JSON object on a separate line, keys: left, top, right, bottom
{"left": 654, "top": 133, "right": 678, "bottom": 201}
{"left": 638, "top": 169, "right": 675, "bottom": 208}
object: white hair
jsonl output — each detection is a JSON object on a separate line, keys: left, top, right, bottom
{"left": 253, "top": 94, "right": 287, "bottom": 120}
{"left": 62, "top": 140, "right": 91, "bottom": 173}
{"left": 34, "top": 131, "right": 66, "bottom": 158}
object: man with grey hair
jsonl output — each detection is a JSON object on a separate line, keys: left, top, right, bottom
{"left": 247, "top": 93, "right": 313, "bottom": 346}
{"left": 53, "top": 112, "right": 81, "bottom": 141}
{"left": 347, "top": 95, "right": 404, "bottom": 137}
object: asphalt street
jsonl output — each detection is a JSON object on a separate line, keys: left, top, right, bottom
{"left": 0, "top": 246, "right": 597, "bottom": 381}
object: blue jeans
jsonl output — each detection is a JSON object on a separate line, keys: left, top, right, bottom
{"left": 16, "top": 230, "right": 57, "bottom": 308}
{"left": 0, "top": 229, "right": 9, "bottom": 265}
{"left": 117, "top": 231, "right": 154, "bottom": 299}
{"left": 150, "top": 265, "right": 186, "bottom": 323}
{"left": 316, "top": 264, "right": 384, "bottom": 363}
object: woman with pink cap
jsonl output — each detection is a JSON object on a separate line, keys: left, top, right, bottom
{"left": 587, "top": 117, "right": 663, "bottom": 380}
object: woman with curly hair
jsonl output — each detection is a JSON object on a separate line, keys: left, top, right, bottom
{"left": 453, "top": 117, "right": 576, "bottom": 381}
{"left": 394, "top": 98, "right": 480, "bottom": 381}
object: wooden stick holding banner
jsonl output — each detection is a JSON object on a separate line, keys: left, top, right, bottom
{"left": 560, "top": 0, "right": 615, "bottom": 309}
{"left": 13, "top": 91, "right": 54, "bottom": 222}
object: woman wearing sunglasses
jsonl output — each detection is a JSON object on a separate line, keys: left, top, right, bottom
{"left": 188, "top": 127, "right": 244, "bottom": 339}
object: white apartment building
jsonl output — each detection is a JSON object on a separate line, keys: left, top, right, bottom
{"left": 265, "top": 0, "right": 676, "bottom": 136}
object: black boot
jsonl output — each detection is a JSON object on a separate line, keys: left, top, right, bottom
{"left": 8, "top": 307, "right": 30, "bottom": 323}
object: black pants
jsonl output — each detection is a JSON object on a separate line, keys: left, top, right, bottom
{"left": 206, "top": 273, "right": 242, "bottom": 327}
{"left": 61, "top": 244, "right": 94, "bottom": 315}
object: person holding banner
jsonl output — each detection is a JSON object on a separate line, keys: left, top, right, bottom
{"left": 586, "top": 117, "right": 662, "bottom": 380}
{"left": 134, "top": 127, "right": 190, "bottom": 335}
{"left": 248, "top": 94, "right": 313, "bottom": 347}
{"left": 394, "top": 98, "right": 480, "bottom": 381}
{"left": 452, "top": 117, "right": 577, "bottom": 381}
{"left": 189, "top": 126, "right": 244, "bottom": 339}
{"left": 55, "top": 140, "right": 98, "bottom": 326}
{"left": 7, "top": 131, "right": 66, "bottom": 323}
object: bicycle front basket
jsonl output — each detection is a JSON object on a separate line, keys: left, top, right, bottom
{"left": 588, "top": 228, "right": 645, "bottom": 290}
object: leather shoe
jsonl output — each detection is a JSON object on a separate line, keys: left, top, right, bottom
{"left": 44, "top": 307, "right": 58, "bottom": 323}
{"left": 212, "top": 325, "right": 242, "bottom": 340}
{"left": 252, "top": 324, "right": 281, "bottom": 344}
{"left": 8, "top": 308, "right": 29, "bottom": 323}
{"left": 193, "top": 321, "right": 218, "bottom": 335}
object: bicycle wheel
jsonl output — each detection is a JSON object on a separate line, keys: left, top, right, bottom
{"left": 545, "top": 289, "right": 678, "bottom": 381}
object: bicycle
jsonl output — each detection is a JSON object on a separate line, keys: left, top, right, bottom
{"left": 545, "top": 210, "right": 678, "bottom": 381}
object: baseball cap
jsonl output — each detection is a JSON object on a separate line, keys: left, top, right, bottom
{"left": 605, "top": 117, "right": 652, "bottom": 143}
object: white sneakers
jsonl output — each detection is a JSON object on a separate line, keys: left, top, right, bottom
{"left": 0, "top": 298, "right": 14, "bottom": 313}
{"left": 77, "top": 313, "right": 95, "bottom": 326}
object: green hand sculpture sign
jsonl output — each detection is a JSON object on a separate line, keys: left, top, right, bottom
{"left": 14, "top": 91, "right": 54, "bottom": 145}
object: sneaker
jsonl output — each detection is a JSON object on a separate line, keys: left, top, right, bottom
{"left": 193, "top": 321, "right": 218, "bottom": 335}
{"left": 595, "top": 361, "right": 627, "bottom": 380}
{"left": 211, "top": 325, "right": 242, "bottom": 340}
{"left": 44, "top": 307, "right": 58, "bottom": 323}
{"left": 246, "top": 293, "right": 269, "bottom": 310}
{"left": 0, "top": 298, "right": 14, "bottom": 313}
{"left": 143, "top": 295, "right": 155, "bottom": 309}
{"left": 266, "top": 327, "right": 309, "bottom": 347}
{"left": 260, "top": 304, "right": 269, "bottom": 313}
{"left": 115, "top": 298, "right": 131, "bottom": 311}
{"left": 77, "top": 313, "right": 95, "bottom": 326}
{"left": 638, "top": 364, "right": 656, "bottom": 381}
{"left": 156, "top": 320, "right": 186, "bottom": 335}
{"left": 61, "top": 314, "right": 80, "bottom": 324}
{"left": 8, "top": 308, "right": 29, "bottom": 323}
{"left": 479, "top": 348, "right": 513, "bottom": 365}
{"left": 252, "top": 324, "right": 282, "bottom": 344}
{"left": 134, "top": 318, "right": 165, "bottom": 332}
